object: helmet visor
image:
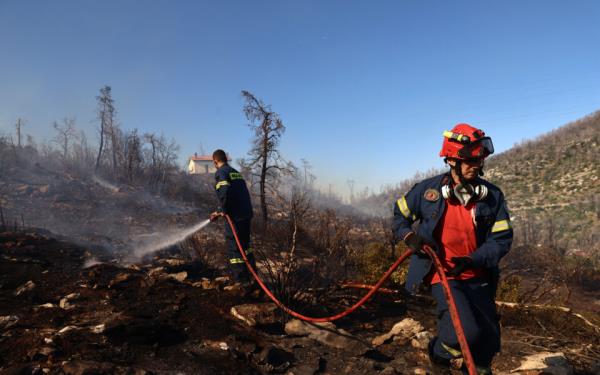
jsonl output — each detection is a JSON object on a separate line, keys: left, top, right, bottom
{"left": 458, "top": 137, "right": 494, "bottom": 159}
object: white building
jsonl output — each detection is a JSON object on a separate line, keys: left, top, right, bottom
{"left": 187, "top": 153, "right": 232, "bottom": 174}
{"left": 187, "top": 154, "right": 215, "bottom": 175}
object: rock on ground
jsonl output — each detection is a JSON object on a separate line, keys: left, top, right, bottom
{"left": 285, "top": 319, "right": 370, "bottom": 356}
{"left": 231, "top": 302, "right": 278, "bottom": 327}
{"left": 512, "top": 352, "right": 573, "bottom": 375}
{"left": 371, "top": 318, "right": 425, "bottom": 346}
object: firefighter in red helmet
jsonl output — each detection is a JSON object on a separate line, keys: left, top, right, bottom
{"left": 393, "top": 124, "right": 512, "bottom": 374}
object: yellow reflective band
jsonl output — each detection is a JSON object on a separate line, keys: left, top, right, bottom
{"left": 491, "top": 219, "right": 511, "bottom": 233}
{"left": 397, "top": 196, "right": 414, "bottom": 220}
{"left": 441, "top": 342, "right": 462, "bottom": 358}
{"left": 443, "top": 130, "right": 468, "bottom": 143}
{"left": 229, "top": 172, "right": 244, "bottom": 180}
{"left": 215, "top": 181, "right": 230, "bottom": 189}
{"left": 443, "top": 130, "right": 455, "bottom": 139}
{"left": 229, "top": 258, "right": 245, "bottom": 264}
{"left": 245, "top": 248, "right": 253, "bottom": 254}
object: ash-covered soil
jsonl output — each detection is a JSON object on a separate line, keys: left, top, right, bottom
{"left": 1, "top": 231, "right": 599, "bottom": 375}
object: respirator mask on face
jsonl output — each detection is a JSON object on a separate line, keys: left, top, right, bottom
{"left": 441, "top": 183, "right": 488, "bottom": 206}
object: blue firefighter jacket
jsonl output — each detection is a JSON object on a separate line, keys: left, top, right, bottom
{"left": 393, "top": 173, "right": 513, "bottom": 294}
{"left": 214, "top": 164, "right": 253, "bottom": 221}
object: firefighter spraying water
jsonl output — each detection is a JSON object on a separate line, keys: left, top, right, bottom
{"left": 137, "top": 128, "right": 509, "bottom": 375}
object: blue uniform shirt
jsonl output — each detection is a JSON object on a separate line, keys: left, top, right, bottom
{"left": 214, "top": 164, "right": 253, "bottom": 220}
{"left": 393, "top": 173, "right": 513, "bottom": 294}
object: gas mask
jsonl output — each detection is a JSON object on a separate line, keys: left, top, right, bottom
{"left": 441, "top": 183, "right": 488, "bottom": 206}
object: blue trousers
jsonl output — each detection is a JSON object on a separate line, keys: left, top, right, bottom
{"left": 224, "top": 218, "right": 255, "bottom": 282}
{"left": 431, "top": 278, "right": 500, "bottom": 368}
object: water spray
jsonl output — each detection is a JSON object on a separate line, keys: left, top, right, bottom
{"left": 131, "top": 219, "right": 211, "bottom": 260}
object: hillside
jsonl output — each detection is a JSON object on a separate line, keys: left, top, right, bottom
{"left": 486, "top": 110, "right": 600, "bottom": 258}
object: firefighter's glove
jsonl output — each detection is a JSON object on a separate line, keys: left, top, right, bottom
{"left": 447, "top": 257, "right": 474, "bottom": 277}
{"left": 404, "top": 232, "right": 429, "bottom": 258}
{"left": 209, "top": 211, "right": 224, "bottom": 222}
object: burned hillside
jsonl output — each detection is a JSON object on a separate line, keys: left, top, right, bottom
{"left": 1, "top": 88, "right": 600, "bottom": 374}
{"left": 1, "top": 230, "right": 599, "bottom": 374}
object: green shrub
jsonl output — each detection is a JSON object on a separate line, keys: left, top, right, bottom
{"left": 496, "top": 275, "right": 522, "bottom": 302}
{"left": 357, "top": 242, "right": 409, "bottom": 287}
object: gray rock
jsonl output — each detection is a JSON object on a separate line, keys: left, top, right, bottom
{"left": 512, "top": 352, "right": 573, "bottom": 375}
{"left": 60, "top": 292, "right": 80, "bottom": 310}
{"left": 168, "top": 271, "right": 188, "bottom": 282}
{"left": 0, "top": 315, "right": 19, "bottom": 330}
{"left": 14, "top": 280, "right": 36, "bottom": 296}
{"left": 231, "top": 303, "right": 278, "bottom": 327}
{"left": 371, "top": 318, "right": 424, "bottom": 346}
{"left": 285, "top": 319, "right": 370, "bottom": 355}
{"left": 410, "top": 331, "right": 432, "bottom": 350}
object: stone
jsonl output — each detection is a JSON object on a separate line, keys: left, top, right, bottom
{"left": 231, "top": 303, "right": 278, "bottom": 327}
{"left": 91, "top": 324, "right": 106, "bottom": 334}
{"left": 200, "top": 340, "right": 229, "bottom": 351}
{"left": 164, "top": 258, "right": 186, "bottom": 266}
{"left": 168, "top": 271, "right": 187, "bottom": 282}
{"left": 14, "top": 280, "right": 36, "bottom": 296}
{"left": 59, "top": 293, "right": 80, "bottom": 310}
{"left": 214, "top": 276, "right": 230, "bottom": 285}
{"left": 409, "top": 367, "right": 428, "bottom": 375}
{"left": 512, "top": 352, "right": 573, "bottom": 375}
{"left": 199, "top": 277, "right": 219, "bottom": 289}
{"left": 147, "top": 267, "right": 166, "bottom": 277}
{"left": 58, "top": 325, "right": 78, "bottom": 334}
{"left": 410, "top": 331, "right": 432, "bottom": 350}
{"left": 224, "top": 284, "right": 244, "bottom": 293}
{"left": 285, "top": 319, "right": 369, "bottom": 355}
{"left": 109, "top": 272, "right": 148, "bottom": 289}
{"left": 372, "top": 318, "right": 425, "bottom": 346}
{"left": 0, "top": 315, "right": 19, "bottom": 330}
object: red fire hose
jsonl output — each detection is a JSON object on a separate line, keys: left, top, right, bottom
{"left": 224, "top": 215, "right": 477, "bottom": 375}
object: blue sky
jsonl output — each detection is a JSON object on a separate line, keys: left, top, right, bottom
{"left": 1, "top": 1, "right": 599, "bottom": 195}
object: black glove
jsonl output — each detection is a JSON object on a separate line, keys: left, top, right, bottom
{"left": 404, "top": 232, "right": 429, "bottom": 257}
{"left": 447, "top": 257, "right": 474, "bottom": 277}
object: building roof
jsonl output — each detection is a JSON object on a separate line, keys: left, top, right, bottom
{"left": 189, "top": 154, "right": 231, "bottom": 161}
{"left": 189, "top": 155, "right": 213, "bottom": 161}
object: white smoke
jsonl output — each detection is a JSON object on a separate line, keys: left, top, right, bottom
{"left": 92, "top": 175, "right": 120, "bottom": 193}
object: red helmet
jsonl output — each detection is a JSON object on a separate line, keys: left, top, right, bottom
{"left": 439, "top": 123, "right": 494, "bottom": 160}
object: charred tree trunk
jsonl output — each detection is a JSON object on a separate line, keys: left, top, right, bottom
{"left": 260, "top": 121, "right": 269, "bottom": 223}
{"left": 95, "top": 118, "right": 105, "bottom": 172}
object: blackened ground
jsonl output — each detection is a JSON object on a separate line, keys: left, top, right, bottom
{"left": 0, "top": 231, "right": 599, "bottom": 375}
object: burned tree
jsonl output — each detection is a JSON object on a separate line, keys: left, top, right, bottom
{"left": 14, "top": 118, "right": 25, "bottom": 148}
{"left": 241, "top": 90, "right": 290, "bottom": 224}
{"left": 124, "top": 129, "right": 143, "bottom": 182}
{"left": 95, "top": 85, "right": 116, "bottom": 172}
{"left": 52, "top": 117, "right": 77, "bottom": 160}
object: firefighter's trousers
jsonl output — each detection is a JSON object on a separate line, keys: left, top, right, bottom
{"left": 431, "top": 277, "right": 500, "bottom": 368}
{"left": 224, "top": 218, "right": 256, "bottom": 283}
